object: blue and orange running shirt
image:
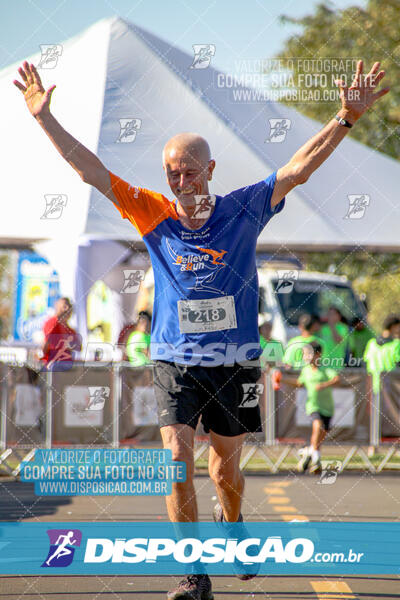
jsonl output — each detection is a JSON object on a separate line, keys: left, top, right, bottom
{"left": 109, "top": 171, "right": 285, "bottom": 366}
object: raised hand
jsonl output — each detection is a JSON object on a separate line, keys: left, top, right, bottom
{"left": 13, "top": 60, "right": 56, "bottom": 118}
{"left": 335, "top": 60, "right": 389, "bottom": 123}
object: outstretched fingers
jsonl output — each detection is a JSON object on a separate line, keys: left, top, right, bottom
{"left": 372, "top": 70, "right": 386, "bottom": 86}
{"left": 17, "top": 66, "right": 28, "bottom": 84}
{"left": 30, "top": 62, "right": 43, "bottom": 89}
{"left": 13, "top": 79, "right": 26, "bottom": 93}
{"left": 22, "top": 61, "right": 33, "bottom": 85}
{"left": 367, "top": 61, "right": 381, "bottom": 77}
{"left": 334, "top": 78, "right": 347, "bottom": 91}
{"left": 373, "top": 86, "right": 390, "bottom": 101}
{"left": 351, "top": 59, "right": 363, "bottom": 88}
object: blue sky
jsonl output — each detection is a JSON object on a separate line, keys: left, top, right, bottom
{"left": 2, "top": 0, "right": 365, "bottom": 73}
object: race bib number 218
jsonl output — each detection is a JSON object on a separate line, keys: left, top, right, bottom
{"left": 177, "top": 296, "right": 237, "bottom": 334}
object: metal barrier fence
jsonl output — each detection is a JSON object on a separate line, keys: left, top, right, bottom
{"left": 0, "top": 362, "right": 399, "bottom": 475}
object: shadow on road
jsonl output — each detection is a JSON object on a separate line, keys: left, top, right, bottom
{"left": 0, "top": 481, "right": 71, "bottom": 520}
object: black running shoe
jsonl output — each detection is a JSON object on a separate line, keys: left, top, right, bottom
{"left": 167, "top": 574, "right": 213, "bottom": 600}
{"left": 212, "top": 502, "right": 259, "bottom": 581}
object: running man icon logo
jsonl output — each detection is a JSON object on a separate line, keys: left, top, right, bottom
{"left": 265, "top": 119, "right": 291, "bottom": 143}
{"left": 318, "top": 460, "right": 342, "bottom": 485}
{"left": 192, "top": 195, "right": 216, "bottom": 218}
{"left": 116, "top": 118, "right": 142, "bottom": 143}
{"left": 37, "top": 44, "right": 63, "bottom": 69}
{"left": 190, "top": 44, "right": 216, "bottom": 69}
{"left": 121, "top": 270, "right": 145, "bottom": 293}
{"left": 239, "top": 384, "right": 264, "bottom": 408}
{"left": 344, "top": 194, "right": 370, "bottom": 219}
{"left": 41, "top": 529, "right": 82, "bottom": 568}
{"left": 46, "top": 333, "right": 81, "bottom": 371}
{"left": 275, "top": 270, "right": 299, "bottom": 294}
{"left": 86, "top": 386, "right": 110, "bottom": 411}
{"left": 41, "top": 194, "right": 67, "bottom": 219}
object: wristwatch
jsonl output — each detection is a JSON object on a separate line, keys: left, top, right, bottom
{"left": 335, "top": 115, "right": 353, "bottom": 128}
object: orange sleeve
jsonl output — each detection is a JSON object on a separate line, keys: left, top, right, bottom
{"left": 109, "top": 171, "right": 177, "bottom": 237}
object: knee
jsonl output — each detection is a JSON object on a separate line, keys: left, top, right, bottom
{"left": 168, "top": 443, "right": 194, "bottom": 479}
{"left": 209, "top": 463, "right": 240, "bottom": 490}
{"left": 161, "top": 427, "right": 195, "bottom": 478}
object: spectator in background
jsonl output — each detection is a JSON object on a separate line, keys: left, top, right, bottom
{"left": 126, "top": 311, "right": 152, "bottom": 366}
{"left": 363, "top": 314, "right": 400, "bottom": 394}
{"left": 319, "top": 306, "right": 349, "bottom": 369}
{"left": 42, "top": 298, "right": 81, "bottom": 368}
{"left": 348, "top": 317, "right": 375, "bottom": 366}
{"left": 259, "top": 315, "right": 283, "bottom": 369}
{"left": 282, "top": 341, "right": 339, "bottom": 474}
{"left": 117, "top": 321, "right": 139, "bottom": 360}
{"left": 283, "top": 313, "right": 324, "bottom": 369}
{"left": 259, "top": 316, "right": 273, "bottom": 350}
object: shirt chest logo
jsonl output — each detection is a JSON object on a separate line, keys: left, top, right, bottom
{"left": 166, "top": 240, "right": 227, "bottom": 294}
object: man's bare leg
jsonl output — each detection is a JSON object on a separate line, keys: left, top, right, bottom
{"left": 160, "top": 424, "right": 197, "bottom": 522}
{"left": 311, "top": 419, "right": 327, "bottom": 450}
{"left": 208, "top": 431, "right": 246, "bottom": 522}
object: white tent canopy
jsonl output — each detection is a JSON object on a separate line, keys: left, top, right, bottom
{"left": 1, "top": 16, "right": 399, "bottom": 339}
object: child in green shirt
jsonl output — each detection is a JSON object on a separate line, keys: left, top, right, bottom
{"left": 283, "top": 313, "right": 324, "bottom": 369}
{"left": 126, "top": 311, "right": 152, "bottom": 366}
{"left": 282, "top": 341, "right": 339, "bottom": 474}
{"left": 363, "top": 314, "right": 400, "bottom": 394}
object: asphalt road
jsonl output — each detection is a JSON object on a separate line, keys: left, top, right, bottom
{"left": 0, "top": 472, "right": 399, "bottom": 599}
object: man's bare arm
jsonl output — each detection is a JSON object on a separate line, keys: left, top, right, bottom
{"left": 13, "top": 61, "right": 118, "bottom": 204}
{"left": 271, "top": 60, "right": 389, "bottom": 208}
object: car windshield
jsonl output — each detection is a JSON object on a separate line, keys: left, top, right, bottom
{"left": 268, "top": 278, "right": 364, "bottom": 326}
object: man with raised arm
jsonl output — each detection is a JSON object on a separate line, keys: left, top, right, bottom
{"left": 14, "top": 59, "right": 388, "bottom": 600}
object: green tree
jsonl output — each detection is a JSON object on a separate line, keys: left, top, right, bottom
{"left": 276, "top": 0, "right": 400, "bottom": 158}
{"left": 274, "top": 1, "right": 400, "bottom": 330}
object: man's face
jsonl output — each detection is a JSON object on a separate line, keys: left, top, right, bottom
{"left": 163, "top": 150, "right": 215, "bottom": 203}
{"left": 327, "top": 308, "right": 340, "bottom": 325}
{"left": 137, "top": 315, "right": 150, "bottom": 333}
{"left": 302, "top": 345, "right": 314, "bottom": 365}
{"left": 260, "top": 323, "right": 272, "bottom": 339}
{"left": 390, "top": 323, "right": 400, "bottom": 339}
{"left": 56, "top": 299, "right": 72, "bottom": 320}
{"left": 309, "top": 321, "right": 321, "bottom": 334}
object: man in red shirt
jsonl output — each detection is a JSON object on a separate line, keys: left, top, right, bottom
{"left": 42, "top": 298, "right": 81, "bottom": 369}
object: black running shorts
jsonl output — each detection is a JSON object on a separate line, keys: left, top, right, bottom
{"left": 152, "top": 360, "right": 263, "bottom": 437}
{"left": 310, "top": 411, "right": 332, "bottom": 431}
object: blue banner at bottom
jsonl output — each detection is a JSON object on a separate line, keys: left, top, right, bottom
{"left": 0, "top": 522, "right": 399, "bottom": 575}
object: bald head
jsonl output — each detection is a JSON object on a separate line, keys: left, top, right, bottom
{"left": 163, "top": 133, "right": 211, "bottom": 167}
{"left": 162, "top": 132, "right": 215, "bottom": 202}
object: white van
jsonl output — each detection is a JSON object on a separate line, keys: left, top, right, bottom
{"left": 257, "top": 260, "right": 367, "bottom": 345}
